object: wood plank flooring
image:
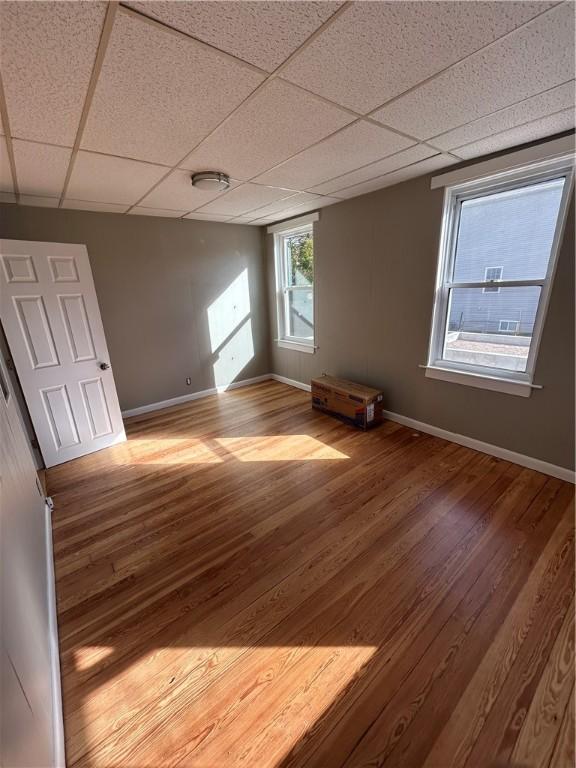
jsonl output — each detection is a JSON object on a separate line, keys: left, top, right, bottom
{"left": 48, "top": 380, "right": 575, "bottom": 768}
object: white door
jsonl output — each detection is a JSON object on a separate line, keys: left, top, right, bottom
{"left": 0, "top": 239, "right": 125, "bottom": 467}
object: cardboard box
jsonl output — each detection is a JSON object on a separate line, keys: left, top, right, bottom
{"left": 311, "top": 374, "right": 384, "bottom": 430}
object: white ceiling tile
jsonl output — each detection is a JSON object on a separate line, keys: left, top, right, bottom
{"left": 245, "top": 217, "right": 278, "bottom": 226}
{"left": 454, "top": 110, "right": 576, "bottom": 160}
{"left": 0, "top": 192, "right": 17, "bottom": 204}
{"left": 180, "top": 79, "right": 354, "bottom": 181}
{"left": 332, "top": 154, "right": 458, "bottom": 199}
{"left": 196, "top": 183, "right": 294, "bottom": 216}
{"left": 255, "top": 121, "right": 414, "bottom": 190}
{"left": 126, "top": 1, "right": 342, "bottom": 71}
{"left": 12, "top": 140, "right": 71, "bottom": 197}
{"left": 264, "top": 196, "right": 340, "bottom": 222}
{"left": 243, "top": 192, "right": 323, "bottom": 220}
{"left": 281, "top": 2, "right": 553, "bottom": 114}
{"left": 431, "top": 82, "right": 576, "bottom": 150}
{"left": 62, "top": 200, "right": 129, "bottom": 213}
{"left": 309, "top": 144, "right": 438, "bottom": 195}
{"left": 312, "top": 195, "right": 342, "bottom": 208}
{"left": 129, "top": 206, "right": 187, "bottom": 218}
{"left": 0, "top": 2, "right": 106, "bottom": 145}
{"left": 139, "top": 169, "right": 238, "bottom": 210}
{"left": 67, "top": 152, "right": 167, "bottom": 205}
{"left": 19, "top": 195, "right": 59, "bottom": 208}
{"left": 183, "top": 212, "right": 234, "bottom": 222}
{"left": 372, "top": 3, "right": 575, "bottom": 140}
{"left": 0, "top": 137, "right": 14, "bottom": 193}
{"left": 81, "top": 9, "right": 265, "bottom": 165}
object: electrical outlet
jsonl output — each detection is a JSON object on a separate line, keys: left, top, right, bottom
{"left": 186, "top": 377, "right": 191, "bottom": 385}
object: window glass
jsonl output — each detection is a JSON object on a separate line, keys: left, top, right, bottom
{"left": 285, "top": 232, "right": 313, "bottom": 287}
{"left": 276, "top": 224, "right": 315, "bottom": 346}
{"left": 288, "top": 288, "right": 314, "bottom": 340}
{"left": 442, "top": 286, "right": 541, "bottom": 373}
{"left": 452, "top": 178, "right": 565, "bottom": 283}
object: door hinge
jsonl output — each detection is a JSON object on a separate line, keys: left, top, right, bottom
{"left": 31, "top": 437, "right": 39, "bottom": 450}
{"left": 6, "top": 357, "right": 15, "bottom": 371}
{"left": 46, "top": 496, "right": 54, "bottom": 512}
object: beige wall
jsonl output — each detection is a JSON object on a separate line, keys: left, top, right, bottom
{"left": 0, "top": 206, "right": 270, "bottom": 411}
{"left": 266, "top": 175, "right": 575, "bottom": 471}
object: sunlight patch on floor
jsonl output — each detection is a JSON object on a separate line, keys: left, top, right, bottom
{"left": 112, "top": 434, "right": 349, "bottom": 465}
{"left": 116, "top": 438, "right": 224, "bottom": 465}
{"left": 73, "top": 644, "right": 376, "bottom": 768}
{"left": 215, "top": 434, "right": 349, "bottom": 461}
{"left": 73, "top": 646, "right": 115, "bottom": 672}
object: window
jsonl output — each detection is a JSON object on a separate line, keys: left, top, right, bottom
{"left": 498, "top": 319, "right": 519, "bottom": 333}
{"left": 483, "top": 266, "right": 503, "bottom": 293}
{"left": 427, "top": 157, "right": 573, "bottom": 396}
{"left": 270, "top": 214, "right": 317, "bottom": 353}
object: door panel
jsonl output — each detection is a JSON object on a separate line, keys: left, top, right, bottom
{"left": 80, "top": 377, "right": 114, "bottom": 438}
{"left": 41, "top": 383, "right": 81, "bottom": 449}
{"left": 59, "top": 293, "right": 97, "bottom": 362}
{"left": 14, "top": 295, "right": 60, "bottom": 368}
{"left": 0, "top": 239, "right": 125, "bottom": 467}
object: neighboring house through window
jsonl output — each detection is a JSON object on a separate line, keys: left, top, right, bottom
{"left": 426, "top": 149, "right": 573, "bottom": 397}
{"left": 269, "top": 213, "right": 318, "bottom": 353}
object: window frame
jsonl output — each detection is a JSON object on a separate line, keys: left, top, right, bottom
{"left": 426, "top": 156, "right": 574, "bottom": 396}
{"left": 269, "top": 213, "right": 318, "bottom": 353}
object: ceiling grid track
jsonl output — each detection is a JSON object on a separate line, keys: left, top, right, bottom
{"left": 0, "top": 0, "right": 573, "bottom": 221}
{"left": 0, "top": 69, "right": 20, "bottom": 200}
{"left": 58, "top": 1, "right": 119, "bottom": 208}
{"left": 124, "top": 0, "right": 567, "bottom": 217}
{"left": 366, "top": 0, "right": 567, "bottom": 119}
{"left": 123, "top": 1, "right": 354, "bottom": 214}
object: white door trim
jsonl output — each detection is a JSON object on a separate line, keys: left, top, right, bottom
{"left": 45, "top": 501, "right": 66, "bottom": 767}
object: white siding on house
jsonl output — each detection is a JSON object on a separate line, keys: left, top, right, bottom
{"left": 449, "top": 178, "right": 564, "bottom": 335}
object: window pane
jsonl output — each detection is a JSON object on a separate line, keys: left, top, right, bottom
{"left": 286, "top": 232, "right": 313, "bottom": 287}
{"left": 452, "top": 178, "right": 565, "bottom": 283}
{"left": 442, "top": 286, "right": 541, "bottom": 373}
{"left": 288, "top": 288, "right": 314, "bottom": 339}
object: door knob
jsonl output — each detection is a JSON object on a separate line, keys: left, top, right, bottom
{"left": 99, "top": 362, "right": 110, "bottom": 370}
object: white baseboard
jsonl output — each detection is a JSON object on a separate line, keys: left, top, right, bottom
{"left": 121, "top": 373, "right": 574, "bottom": 484}
{"left": 45, "top": 503, "right": 65, "bottom": 768}
{"left": 271, "top": 373, "right": 312, "bottom": 392}
{"left": 121, "top": 374, "right": 272, "bottom": 418}
{"left": 382, "top": 409, "right": 575, "bottom": 484}
{"left": 269, "top": 375, "right": 574, "bottom": 483}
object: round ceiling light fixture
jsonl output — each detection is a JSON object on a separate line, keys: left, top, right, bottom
{"left": 191, "top": 171, "right": 230, "bottom": 192}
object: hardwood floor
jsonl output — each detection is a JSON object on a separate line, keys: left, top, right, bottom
{"left": 48, "top": 380, "right": 575, "bottom": 768}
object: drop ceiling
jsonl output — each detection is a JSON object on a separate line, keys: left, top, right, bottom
{"left": 0, "top": 1, "right": 574, "bottom": 226}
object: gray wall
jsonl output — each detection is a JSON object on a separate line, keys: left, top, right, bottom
{"left": 0, "top": 206, "right": 270, "bottom": 411}
{"left": 1, "top": 163, "right": 573, "bottom": 470}
{"left": 266, "top": 176, "right": 575, "bottom": 471}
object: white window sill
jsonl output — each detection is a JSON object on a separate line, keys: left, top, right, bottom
{"left": 277, "top": 339, "right": 316, "bottom": 354}
{"left": 422, "top": 365, "right": 541, "bottom": 398}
